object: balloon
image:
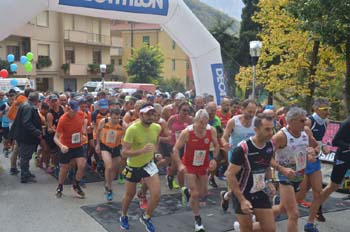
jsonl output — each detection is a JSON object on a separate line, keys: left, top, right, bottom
{"left": 7, "top": 54, "right": 15, "bottom": 63}
{"left": 10, "top": 79, "right": 18, "bottom": 87}
{"left": 20, "top": 56, "right": 28, "bottom": 64}
{"left": 24, "top": 61, "right": 33, "bottom": 72}
{"left": 10, "top": 63, "right": 18, "bottom": 72}
{"left": 26, "top": 52, "right": 34, "bottom": 61}
{"left": 0, "top": 69, "right": 9, "bottom": 78}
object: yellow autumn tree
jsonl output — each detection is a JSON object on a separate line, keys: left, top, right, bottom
{"left": 235, "top": 0, "right": 343, "bottom": 111}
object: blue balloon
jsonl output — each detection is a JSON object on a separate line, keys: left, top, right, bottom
{"left": 7, "top": 54, "right": 15, "bottom": 63}
{"left": 20, "top": 56, "right": 28, "bottom": 65}
{"left": 10, "top": 63, "right": 17, "bottom": 72}
{"left": 10, "top": 79, "right": 18, "bottom": 87}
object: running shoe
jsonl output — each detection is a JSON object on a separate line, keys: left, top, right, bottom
{"left": 299, "top": 200, "right": 311, "bottom": 208}
{"left": 137, "top": 192, "right": 148, "bottom": 210}
{"left": 233, "top": 221, "right": 240, "bottom": 231}
{"left": 10, "top": 168, "right": 19, "bottom": 175}
{"left": 120, "top": 215, "right": 129, "bottom": 230}
{"left": 106, "top": 190, "right": 113, "bottom": 202}
{"left": 56, "top": 186, "right": 63, "bottom": 198}
{"left": 209, "top": 177, "right": 218, "bottom": 188}
{"left": 139, "top": 214, "right": 155, "bottom": 232}
{"left": 304, "top": 223, "right": 319, "bottom": 232}
{"left": 172, "top": 179, "right": 180, "bottom": 189}
{"left": 117, "top": 174, "right": 125, "bottom": 184}
{"left": 181, "top": 187, "right": 190, "bottom": 207}
{"left": 315, "top": 211, "right": 326, "bottom": 222}
{"left": 195, "top": 219, "right": 205, "bottom": 231}
{"left": 220, "top": 191, "right": 229, "bottom": 211}
{"left": 71, "top": 184, "right": 85, "bottom": 198}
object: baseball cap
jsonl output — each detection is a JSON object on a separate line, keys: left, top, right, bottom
{"left": 98, "top": 98, "right": 109, "bottom": 109}
{"left": 147, "top": 94, "right": 155, "bottom": 100}
{"left": 140, "top": 104, "right": 155, "bottom": 113}
{"left": 175, "top": 93, "right": 185, "bottom": 100}
{"left": 49, "top": 94, "right": 58, "bottom": 101}
{"left": 68, "top": 100, "right": 79, "bottom": 111}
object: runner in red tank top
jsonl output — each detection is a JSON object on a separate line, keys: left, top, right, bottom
{"left": 173, "top": 109, "right": 219, "bottom": 232}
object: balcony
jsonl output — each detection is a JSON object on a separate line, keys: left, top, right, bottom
{"left": 62, "top": 63, "right": 87, "bottom": 76}
{"left": 110, "top": 47, "right": 123, "bottom": 56}
{"left": 64, "top": 30, "right": 111, "bottom": 46}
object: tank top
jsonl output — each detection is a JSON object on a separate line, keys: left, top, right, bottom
{"left": 170, "top": 114, "right": 192, "bottom": 145}
{"left": 309, "top": 115, "right": 327, "bottom": 141}
{"left": 100, "top": 118, "right": 123, "bottom": 148}
{"left": 229, "top": 115, "right": 256, "bottom": 147}
{"left": 93, "top": 111, "right": 110, "bottom": 139}
{"left": 182, "top": 124, "right": 212, "bottom": 169}
{"left": 275, "top": 127, "right": 309, "bottom": 182}
{"left": 49, "top": 106, "right": 64, "bottom": 126}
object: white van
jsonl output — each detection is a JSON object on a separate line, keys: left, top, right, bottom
{"left": 80, "top": 81, "right": 123, "bottom": 95}
{"left": 0, "top": 78, "right": 32, "bottom": 93}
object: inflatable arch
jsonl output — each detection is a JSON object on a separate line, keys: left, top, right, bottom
{"left": 1, "top": 0, "right": 227, "bottom": 104}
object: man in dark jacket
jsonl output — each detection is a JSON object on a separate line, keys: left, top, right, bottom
{"left": 10, "top": 92, "right": 43, "bottom": 183}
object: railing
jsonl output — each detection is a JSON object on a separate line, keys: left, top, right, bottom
{"left": 64, "top": 30, "right": 111, "bottom": 46}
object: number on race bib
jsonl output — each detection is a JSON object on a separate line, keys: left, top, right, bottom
{"left": 193, "top": 150, "right": 206, "bottom": 166}
{"left": 71, "top": 132, "right": 81, "bottom": 144}
{"left": 106, "top": 130, "right": 117, "bottom": 144}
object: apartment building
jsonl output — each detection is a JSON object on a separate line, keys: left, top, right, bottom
{"left": 0, "top": 11, "right": 121, "bottom": 92}
{"left": 111, "top": 21, "right": 194, "bottom": 89}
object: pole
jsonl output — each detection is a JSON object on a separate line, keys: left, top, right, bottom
{"left": 252, "top": 64, "right": 256, "bottom": 100}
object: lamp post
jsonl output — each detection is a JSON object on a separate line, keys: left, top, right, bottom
{"left": 100, "top": 64, "right": 106, "bottom": 90}
{"left": 249, "top": 41, "right": 262, "bottom": 100}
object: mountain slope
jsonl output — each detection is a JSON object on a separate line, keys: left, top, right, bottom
{"left": 184, "top": 0, "right": 240, "bottom": 36}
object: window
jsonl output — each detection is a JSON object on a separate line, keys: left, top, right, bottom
{"left": 93, "top": 50, "right": 102, "bottom": 64}
{"left": 172, "top": 59, "right": 176, "bottom": 71}
{"left": 118, "top": 59, "right": 122, "bottom": 66}
{"left": 7, "top": 46, "right": 20, "bottom": 61}
{"left": 111, "top": 59, "right": 115, "bottom": 65}
{"left": 172, "top": 40, "right": 176, "bottom": 50}
{"left": 65, "top": 48, "right": 75, "bottom": 64}
{"left": 143, "top": 36, "right": 150, "bottom": 46}
{"left": 37, "top": 11, "right": 49, "bottom": 27}
{"left": 38, "top": 44, "right": 50, "bottom": 59}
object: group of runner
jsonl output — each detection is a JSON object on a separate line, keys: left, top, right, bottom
{"left": 0, "top": 87, "right": 349, "bottom": 232}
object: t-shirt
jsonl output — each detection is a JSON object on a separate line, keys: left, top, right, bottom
{"left": 123, "top": 121, "right": 161, "bottom": 167}
{"left": 56, "top": 111, "right": 85, "bottom": 148}
{"left": 231, "top": 138, "right": 274, "bottom": 194}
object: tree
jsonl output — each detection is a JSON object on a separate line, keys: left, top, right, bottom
{"left": 288, "top": 0, "right": 350, "bottom": 114}
{"left": 125, "top": 45, "right": 164, "bottom": 84}
{"left": 235, "top": 0, "right": 343, "bottom": 112}
{"left": 159, "top": 76, "right": 185, "bottom": 93}
{"left": 210, "top": 18, "right": 240, "bottom": 97}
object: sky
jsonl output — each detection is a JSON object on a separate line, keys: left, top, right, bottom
{"left": 199, "top": 0, "right": 244, "bottom": 20}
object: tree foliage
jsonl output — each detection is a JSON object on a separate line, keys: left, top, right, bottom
{"left": 159, "top": 76, "right": 185, "bottom": 93}
{"left": 235, "top": 0, "right": 344, "bottom": 115}
{"left": 125, "top": 45, "right": 164, "bottom": 84}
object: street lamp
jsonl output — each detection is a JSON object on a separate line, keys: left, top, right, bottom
{"left": 249, "top": 40, "right": 262, "bottom": 100}
{"left": 100, "top": 64, "right": 107, "bottom": 90}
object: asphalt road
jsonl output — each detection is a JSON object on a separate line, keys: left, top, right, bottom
{"left": 0, "top": 150, "right": 349, "bottom": 232}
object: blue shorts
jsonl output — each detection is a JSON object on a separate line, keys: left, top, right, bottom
{"left": 305, "top": 159, "right": 321, "bottom": 175}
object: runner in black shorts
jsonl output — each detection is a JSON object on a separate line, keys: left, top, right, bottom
{"left": 226, "top": 114, "right": 276, "bottom": 231}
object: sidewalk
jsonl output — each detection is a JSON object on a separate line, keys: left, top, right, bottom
{"left": 0, "top": 153, "right": 349, "bottom": 232}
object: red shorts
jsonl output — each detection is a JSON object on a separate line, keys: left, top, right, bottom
{"left": 185, "top": 165, "right": 208, "bottom": 176}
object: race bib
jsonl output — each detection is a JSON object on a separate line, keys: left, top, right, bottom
{"left": 193, "top": 150, "right": 206, "bottom": 166}
{"left": 296, "top": 151, "right": 307, "bottom": 171}
{"left": 175, "top": 131, "right": 181, "bottom": 140}
{"left": 250, "top": 172, "right": 266, "bottom": 193}
{"left": 143, "top": 161, "right": 158, "bottom": 176}
{"left": 106, "top": 130, "right": 117, "bottom": 144}
{"left": 71, "top": 132, "right": 81, "bottom": 144}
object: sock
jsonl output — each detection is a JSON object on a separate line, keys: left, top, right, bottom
{"left": 57, "top": 184, "right": 63, "bottom": 190}
{"left": 74, "top": 179, "right": 80, "bottom": 186}
{"left": 224, "top": 192, "right": 231, "bottom": 200}
{"left": 195, "top": 215, "right": 201, "bottom": 224}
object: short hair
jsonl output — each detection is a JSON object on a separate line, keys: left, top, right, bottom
{"left": 153, "top": 103, "right": 162, "bottom": 113}
{"left": 41, "top": 102, "right": 50, "bottom": 110}
{"left": 286, "top": 107, "right": 307, "bottom": 121}
{"left": 28, "top": 92, "right": 39, "bottom": 103}
{"left": 110, "top": 108, "right": 121, "bottom": 115}
{"left": 194, "top": 109, "right": 209, "bottom": 122}
{"left": 313, "top": 98, "right": 329, "bottom": 108}
{"left": 178, "top": 101, "right": 190, "bottom": 111}
{"left": 24, "top": 88, "right": 35, "bottom": 98}
{"left": 241, "top": 99, "right": 256, "bottom": 109}
{"left": 254, "top": 113, "right": 274, "bottom": 128}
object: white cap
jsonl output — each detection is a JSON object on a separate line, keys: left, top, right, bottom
{"left": 175, "top": 93, "right": 185, "bottom": 100}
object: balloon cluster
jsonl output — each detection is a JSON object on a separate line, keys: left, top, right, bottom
{"left": 1, "top": 52, "right": 34, "bottom": 79}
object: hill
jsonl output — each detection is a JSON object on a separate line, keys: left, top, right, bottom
{"left": 184, "top": 0, "right": 240, "bottom": 36}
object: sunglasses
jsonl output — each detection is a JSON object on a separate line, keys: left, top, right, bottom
{"left": 318, "top": 107, "right": 330, "bottom": 111}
